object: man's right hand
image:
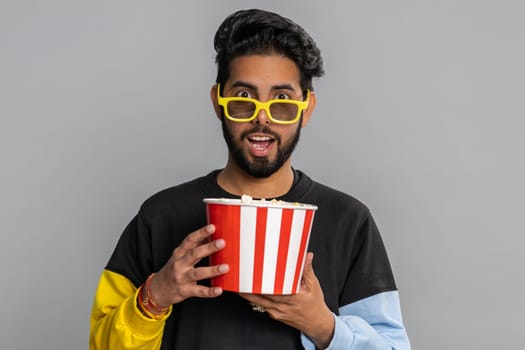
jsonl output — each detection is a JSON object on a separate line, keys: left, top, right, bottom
{"left": 147, "top": 224, "right": 229, "bottom": 309}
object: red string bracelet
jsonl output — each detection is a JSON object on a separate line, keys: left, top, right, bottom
{"left": 136, "top": 273, "right": 169, "bottom": 320}
{"left": 143, "top": 273, "right": 170, "bottom": 313}
{"left": 137, "top": 285, "right": 161, "bottom": 319}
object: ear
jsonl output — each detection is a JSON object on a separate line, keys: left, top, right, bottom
{"left": 210, "top": 84, "right": 222, "bottom": 120}
{"left": 301, "top": 91, "right": 316, "bottom": 128}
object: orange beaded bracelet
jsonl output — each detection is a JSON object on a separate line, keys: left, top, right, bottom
{"left": 137, "top": 273, "right": 169, "bottom": 320}
{"left": 137, "top": 286, "right": 163, "bottom": 319}
{"left": 143, "top": 273, "right": 169, "bottom": 312}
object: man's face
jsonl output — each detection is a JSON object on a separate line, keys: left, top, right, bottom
{"left": 214, "top": 54, "right": 312, "bottom": 178}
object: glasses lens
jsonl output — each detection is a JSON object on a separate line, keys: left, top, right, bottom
{"left": 269, "top": 102, "right": 299, "bottom": 122}
{"left": 227, "top": 100, "right": 256, "bottom": 120}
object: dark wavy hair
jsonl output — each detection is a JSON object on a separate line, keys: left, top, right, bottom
{"left": 214, "top": 9, "right": 324, "bottom": 94}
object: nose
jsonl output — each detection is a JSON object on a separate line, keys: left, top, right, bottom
{"left": 253, "top": 107, "right": 270, "bottom": 125}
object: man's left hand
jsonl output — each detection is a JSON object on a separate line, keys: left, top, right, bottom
{"left": 239, "top": 252, "right": 335, "bottom": 349}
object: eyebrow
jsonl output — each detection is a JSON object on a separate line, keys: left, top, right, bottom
{"left": 230, "top": 81, "right": 297, "bottom": 93}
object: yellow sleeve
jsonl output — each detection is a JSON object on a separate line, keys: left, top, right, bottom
{"left": 89, "top": 269, "right": 172, "bottom": 350}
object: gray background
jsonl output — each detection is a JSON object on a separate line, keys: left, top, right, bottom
{"left": 1, "top": 0, "right": 523, "bottom": 349}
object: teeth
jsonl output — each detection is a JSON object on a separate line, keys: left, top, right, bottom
{"left": 250, "top": 136, "right": 272, "bottom": 141}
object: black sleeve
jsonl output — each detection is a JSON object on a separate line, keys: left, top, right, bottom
{"left": 105, "top": 209, "right": 152, "bottom": 287}
{"left": 339, "top": 211, "right": 397, "bottom": 306}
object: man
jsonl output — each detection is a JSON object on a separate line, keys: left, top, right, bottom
{"left": 90, "top": 9, "right": 410, "bottom": 350}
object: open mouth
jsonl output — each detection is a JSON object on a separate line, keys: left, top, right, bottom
{"left": 248, "top": 135, "right": 275, "bottom": 150}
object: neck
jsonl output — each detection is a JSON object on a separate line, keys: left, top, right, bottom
{"left": 217, "top": 159, "right": 294, "bottom": 199}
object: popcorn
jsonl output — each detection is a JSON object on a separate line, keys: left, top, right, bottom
{"left": 206, "top": 196, "right": 315, "bottom": 209}
{"left": 241, "top": 194, "right": 253, "bottom": 203}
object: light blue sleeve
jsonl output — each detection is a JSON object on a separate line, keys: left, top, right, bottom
{"left": 300, "top": 291, "right": 410, "bottom": 350}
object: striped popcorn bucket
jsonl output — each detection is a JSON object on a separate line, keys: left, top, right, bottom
{"left": 204, "top": 198, "right": 317, "bottom": 295}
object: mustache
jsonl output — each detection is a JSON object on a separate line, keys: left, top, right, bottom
{"left": 240, "top": 125, "right": 281, "bottom": 143}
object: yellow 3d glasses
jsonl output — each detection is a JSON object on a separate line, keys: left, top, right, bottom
{"left": 217, "top": 84, "right": 310, "bottom": 124}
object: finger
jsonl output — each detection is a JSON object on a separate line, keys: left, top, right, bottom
{"left": 239, "top": 294, "right": 282, "bottom": 315}
{"left": 188, "top": 263, "right": 229, "bottom": 282}
{"left": 181, "top": 237, "right": 226, "bottom": 266}
{"left": 180, "top": 284, "right": 224, "bottom": 299}
{"left": 174, "top": 225, "right": 215, "bottom": 259}
{"left": 303, "top": 252, "right": 314, "bottom": 275}
{"left": 239, "top": 293, "right": 269, "bottom": 305}
{"left": 299, "top": 252, "right": 317, "bottom": 290}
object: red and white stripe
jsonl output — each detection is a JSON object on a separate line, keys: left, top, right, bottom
{"left": 207, "top": 204, "right": 315, "bottom": 294}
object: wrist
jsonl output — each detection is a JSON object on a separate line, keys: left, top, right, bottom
{"left": 308, "top": 308, "right": 335, "bottom": 349}
{"left": 137, "top": 273, "right": 170, "bottom": 319}
{"left": 147, "top": 273, "right": 170, "bottom": 309}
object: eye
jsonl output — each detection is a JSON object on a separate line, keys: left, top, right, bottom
{"left": 235, "top": 90, "right": 253, "bottom": 99}
{"left": 275, "top": 92, "right": 291, "bottom": 100}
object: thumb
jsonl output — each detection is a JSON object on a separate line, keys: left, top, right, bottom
{"left": 300, "top": 252, "right": 317, "bottom": 291}
{"left": 302, "top": 252, "right": 315, "bottom": 279}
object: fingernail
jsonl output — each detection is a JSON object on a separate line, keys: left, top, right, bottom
{"left": 215, "top": 239, "right": 225, "bottom": 249}
{"left": 214, "top": 287, "right": 223, "bottom": 295}
{"left": 206, "top": 224, "right": 215, "bottom": 233}
{"left": 219, "top": 264, "right": 229, "bottom": 273}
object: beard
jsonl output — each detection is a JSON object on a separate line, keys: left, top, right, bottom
{"left": 221, "top": 116, "right": 302, "bottom": 178}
